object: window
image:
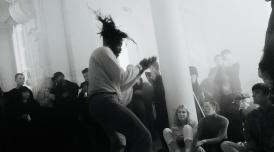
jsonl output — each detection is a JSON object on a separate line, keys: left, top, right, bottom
{"left": 12, "top": 24, "right": 29, "bottom": 73}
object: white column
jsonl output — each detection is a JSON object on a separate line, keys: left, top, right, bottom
{"left": 150, "top": 0, "right": 198, "bottom": 124}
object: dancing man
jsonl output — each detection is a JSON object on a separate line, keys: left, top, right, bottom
{"left": 88, "top": 12, "right": 156, "bottom": 152}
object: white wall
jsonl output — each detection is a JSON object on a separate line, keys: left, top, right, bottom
{"left": 0, "top": 26, "right": 17, "bottom": 91}
{"left": 61, "top": 0, "right": 100, "bottom": 84}
{"left": 41, "top": 0, "right": 72, "bottom": 81}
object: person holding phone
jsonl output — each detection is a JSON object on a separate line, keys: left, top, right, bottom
{"left": 163, "top": 105, "right": 198, "bottom": 152}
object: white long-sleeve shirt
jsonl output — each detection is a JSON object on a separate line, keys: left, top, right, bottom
{"left": 88, "top": 47, "right": 140, "bottom": 100}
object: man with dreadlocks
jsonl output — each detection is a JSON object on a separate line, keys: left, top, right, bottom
{"left": 88, "top": 11, "right": 156, "bottom": 152}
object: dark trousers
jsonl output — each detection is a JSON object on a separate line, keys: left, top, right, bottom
{"left": 143, "top": 98, "right": 156, "bottom": 139}
{"left": 202, "top": 139, "right": 227, "bottom": 152}
{"left": 89, "top": 93, "right": 152, "bottom": 152}
{"left": 131, "top": 98, "right": 149, "bottom": 129}
{"left": 153, "top": 119, "right": 168, "bottom": 150}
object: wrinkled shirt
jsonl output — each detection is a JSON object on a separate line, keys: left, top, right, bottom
{"left": 88, "top": 47, "right": 140, "bottom": 101}
{"left": 245, "top": 104, "right": 274, "bottom": 152}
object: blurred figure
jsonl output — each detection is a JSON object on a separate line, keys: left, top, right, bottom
{"left": 77, "top": 68, "right": 110, "bottom": 152}
{"left": 163, "top": 105, "right": 198, "bottom": 152}
{"left": 131, "top": 77, "right": 149, "bottom": 129}
{"left": 142, "top": 80, "right": 157, "bottom": 139}
{"left": 36, "top": 77, "right": 61, "bottom": 151}
{"left": 51, "top": 72, "right": 79, "bottom": 116}
{"left": 208, "top": 55, "right": 223, "bottom": 77}
{"left": 0, "top": 73, "right": 25, "bottom": 102}
{"left": 201, "top": 55, "right": 222, "bottom": 102}
{"left": 196, "top": 100, "right": 228, "bottom": 152}
{"left": 51, "top": 72, "right": 79, "bottom": 150}
{"left": 36, "top": 77, "right": 56, "bottom": 108}
{"left": 259, "top": 0, "right": 274, "bottom": 99}
{"left": 77, "top": 68, "right": 89, "bottom": 121}
{"left": 146, "top": 61, "right": 169, "bottom": 152}
{"left": 8, "top": 86, "right": 42, "bottom": 152}
{"left": 222, "top": 93, "right": 250, "bottom": 143}
{"left": 215, "top": 49, "right": 242, "bottom": 113}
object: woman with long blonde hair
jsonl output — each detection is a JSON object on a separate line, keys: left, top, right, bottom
{"left": 163, "top": 105, "right": 198, "bottom": 152}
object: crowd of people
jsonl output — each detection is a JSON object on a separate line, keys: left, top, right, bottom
{"left": 162, "top": 82, "right": 273, "bottom": 152}
{"left": 1, "top": 3, "right": 274, "bottom": 152}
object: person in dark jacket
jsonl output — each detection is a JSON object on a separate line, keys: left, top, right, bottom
{"left": 131, "top": 78, "right": 149, "bottom": 129}
{"left": 8, "top": 86, "right": 42, "bottom": 152}
{"left": 215, "top": 49, "right": 242, "bottom": 113}
{"left": 51, "top": 72, "right": 79, "bottom": 150}
{"left": 77, "top": 68, "right": 111, "bottom": 152}
{"left": 146, "top": 62, "right": 169, "bottom": 152}
{"left": 0, "top": 73, "right": 25, "bottom": 102}
{"left": 221, "top": 93, "right": 251, "bottom": 143}
{"left": 259, "top": 0, "right": 274, "bottom": 104}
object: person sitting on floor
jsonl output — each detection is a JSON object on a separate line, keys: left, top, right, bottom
{"left": 221, "top": 83, "right": 274, "bottom": 152}
{"left": 163, "top": 105, "right": 197, "bottom": 152}
{"left": 196, "top": 99, "right": 229, "bottom": 152}
{"left": 222, "top": 93, "right": 251, "bottom": 143}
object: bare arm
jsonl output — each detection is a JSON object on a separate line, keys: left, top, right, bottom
{"left": 203, "top": 118, "right": 229, "bottom": 144}
{"left": 192, "top": 121, "right": 198, "bottom": 136}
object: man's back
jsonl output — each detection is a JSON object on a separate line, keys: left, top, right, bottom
{"left": 245, "top": 104, "right": 274, "bottom": 152}
{"left": 88, "top": 47, "right": 139, "bottom": 100}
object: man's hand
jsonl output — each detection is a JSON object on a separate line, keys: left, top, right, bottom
{"left": 134, "top": 90, "right": 142, "bottom": 95}
{"left": 139, "top": 56, "right": 157, "bottom": 70}
{"left": 237, "top": 142, "right": 245, "bottom": 146}
{"left": 62, "top": 92, "right": 69, "bottom": 98}
{"left": 196, "top": 140, "right": 206, "bottom": 147}
{"left": 81, "top": 84, "right": 88, "bottom": 93}
{"left": 172, "top": 130, "right": 179, "bottom": 138}
{"left": 21, "top": 114, "right": 31, "bottom": 122}
{"left": 138, "top": 56, "right": 157, "bottom": 75}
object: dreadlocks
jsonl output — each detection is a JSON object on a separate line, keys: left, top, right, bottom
{"left": 93, "top": 11, "right": 136, "bottom": 46}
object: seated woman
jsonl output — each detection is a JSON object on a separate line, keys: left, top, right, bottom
{"left": 9, "top": 86, "right": 42, "bottom": 152}
{"left": 196, "top": 99, "right": 229, "bottom": 152}
{"left": 163, "top": 105, "right": 198, "bottom": 152}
